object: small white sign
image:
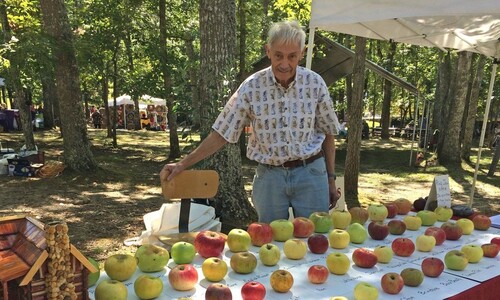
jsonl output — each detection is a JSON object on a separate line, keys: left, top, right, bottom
{"left": 425, "top": 174, "right": 452, "bottom": 209}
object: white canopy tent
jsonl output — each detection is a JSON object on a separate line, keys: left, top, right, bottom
{"left": 107, "top": 95, "right": 167, "bottom": 129}
{"left": 306, "top": 0, "right": 500, "bottom": 206}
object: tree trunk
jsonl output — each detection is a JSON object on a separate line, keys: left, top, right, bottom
{"left": 238, "top": 0, "right": 247, "bottom": 157}
{"left": 381, "top": 42, "right": 396, "bottom": 140}
{"left": 184, "top": 36, "right": 200, "bottom": 128}
{"left": 40, "top": 61, "right": 58, "bottom": 129}
{"left": 344, "top": 36, "right": 366, "bottom": 208}
{"left": 439, "top": 51, "right": 472, "bottom": 165}
{"left": 435, "top": 52, "right": 453, "bottom": 156}
{"left": 40, "top": 0, "right": 96, "bottom": 170}
{"left": 124, "top": 31, "right": 142, "bottom": 130}
{"left": 199, "top": 0, "right": 257, "bottom": 226}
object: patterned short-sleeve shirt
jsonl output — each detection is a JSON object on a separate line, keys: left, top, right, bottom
{"left": 213, "top": 66, "right": 340, "bottom": 166}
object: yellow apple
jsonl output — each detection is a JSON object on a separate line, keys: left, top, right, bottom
{"left": 134, "top": 274, "right": 163, "bottom": 299}
{"left": 374, "top": 245, "right": 393, "bottom": 263}
{"left": 104, "top": 254, "right": 137, "bottom": 281}
{"left": 434, "top": 206, "right": 453, "bottom": 222}
{"left": 283, "top": 239, "right": 307, "bottom": 260}
{"left": 403, "top": 215, "right": 422, "bottom": 231}
{"left": 416, "top": 234, "right": 436, "bottom": 252}
{"left": 326, "top": 252, "right": 350, "bottom": 275}
{"left": 456, "top": 218, "right": 474, "bottom": 235}
{"left": 331, "top": 209, "right": 352, "bottom": 229}
{"left": 95, "top": 279, "right": 128, "bottom": 300}
{"left": 461, "top": 244, "right": 484, "bottom": 263}
{"left": 328, "top": 229, "right": 350, "bottom": 249}
{"left": 354, "top": 282, "right": 379, "bottom": 300}
{"left": 201, "top": 257, "right": 228, "bottom": 282}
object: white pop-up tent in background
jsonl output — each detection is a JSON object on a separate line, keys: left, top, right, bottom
{"left": 306, "top": 0, "right": 500, "bottom": 206}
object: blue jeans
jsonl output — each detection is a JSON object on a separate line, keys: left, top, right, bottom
{"left": 251, "top": 157, "right": 329, "bottom": 223}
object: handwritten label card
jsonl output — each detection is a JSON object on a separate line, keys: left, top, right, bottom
{"left": 425, "top": 175, "right": 451, "bottom": 209}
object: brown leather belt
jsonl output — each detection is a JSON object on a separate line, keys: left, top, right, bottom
{"left": 279, "top": 151, "right": 324, "bottom": 168}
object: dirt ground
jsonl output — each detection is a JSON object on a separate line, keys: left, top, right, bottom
{"left": 0, "top": 128, "right": 498, "bottom": 262}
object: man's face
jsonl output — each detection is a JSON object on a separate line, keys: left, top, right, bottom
{"left": 266, "top": 41, "right": 304, "bottom": 87}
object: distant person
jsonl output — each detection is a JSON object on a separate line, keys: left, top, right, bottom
{"left": 0, "top": 103, "right": 8, "bottom": 132}
{"left": 91, "top": 108, "right": 102, "bottom": 129}
{"left": 362, "top": 120, "right": 370, "bottom": 139}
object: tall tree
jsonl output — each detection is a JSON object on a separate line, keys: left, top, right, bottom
{"left": 39, "top": 0, "right": 96, "bottom": 170}
{"left": 380, "top": 41, "right": 396, "bottom": 139}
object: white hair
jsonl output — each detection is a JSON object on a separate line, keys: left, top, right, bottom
{"left": 267, "top": 20, "right": 306, "bottom": 50}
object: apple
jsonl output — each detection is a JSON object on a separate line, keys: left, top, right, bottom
{"left": 134, "top": 274, "right": 163, "bottom": 300}
{"left": 328, "top": 229, "right": 350, "bottom": 249}
{"left": 387, "top": 219, "right": 406, "bottom": 235}
{"left": 384, "top": 203, "right": 398, "bottom": 218}
{"left": 352, "top": 248, "right": 377, "bottom": 268}
{"left": 461, "top": 244, "right": 484, "bottom": 263}
{"left": 230, "top": 251, "right": 257, "bottom": 274}
{"left": 441, "top": 222, "right": 463, "bottom": 240}
{"left": 104, "top": 254, "right": 137, "bottom": 281}
{"left": 331, "top": 209, "right": 352, "bottom": 229}
{"left": 283, "top": 239, "right": 307, "bottom": 260}
{"left": 416, "top": 234, "right": 436, "bottom": 252}
{"left": 241, "top": 281, "right": 266, "bottom": 300}
{"left": 95, "top": 279, "right": 128, "bottom": 300}
{"left": 354, "top": 282, "right": 378, "bottom": 300}
{"left": 444, "top": 250, "right": 469, "bottom": 271}
{"left": 201, "top": 257, "right": 228, "bottom": 282}
{"left": 270, "top": 269, "right": 294, "bottom": 293}
{"left": 307, "top": 265, "right": 329, "bottom": 284}
{"left": 270, "top": 219, "right": 294, "bottom": 241}
{"left": 329, "top": 297, "right": 348, "bottom": 300}
{"left": 326, "top": 252, "right": 350, "bottom": 275}
{"left": 347, "top": 223, "right": 368, "bottom": 244}
{"left": 391, "top": 238, "right": 415, "bottom": 257}
{"left": 424, "top": 226, "right": 446, "bottom": 245}
{"left": 394, "top": 198, "right": 412, "bottom": 215}
{"left": 435, "top": 206, "right": 453, "bottom": 222}
{"left": 135, "top": 244, "right": 169, "bottom": 273}
{"left": 247, "top": 222, "right": 273, "bottom": 246}
{"left": 456, "top": 218, "right": 474, "bottom": 235}
{"left": 491, "top": 237, "right": 500, "bottom": 247}
{"left": 309, "top": 212, "right": 333, "bottom": 233}
{"left": 258, "top": 243, "right": 281, "bottom": 266}
{"left": 349, "top": 207, "right": 369, "bottom": 225}
{"left": 381, "top": 272, "right": 404, "bottom": 295}
{"left": 413, "top": 197, "right": 427, "bottom": 212}
{"left": 292, "top": 216, "right": 315, "bottom": 238}
{"left": 87, "top": 257, "right": 100, "bottom": 287}
{"left": 194, "top": 230, "right": 226, "bottom": 258}
{"left": 308, "top": 233, "right": 329, "bottom": 254}
{"left": 368, "top": 204, "right": 388, "bottom": 222}
{"left": 417, "top": 210, "right": 438, "bottom": 226}
{"left": 367, "top": 221, "right": 389, "bottom": 240}
{"left": 205, "top": 283, "right": 232, "bottom": 300}
{"left": 403, "top": 215, "right": 422, "bottom": 231}
{"left": 400, "top": 268, "right": 424, "bottom": 287}
{"left": 472, "top": 214, "right": 491, "bottom": 231}
{"left": 227, "top": 228, "right": 252, "bottom": 252}
{"left": 168, "top": 264, "right": 198, "bottom": 291}
{"left": 374, "top": 245, "right": 393, "bottom": 263}
{"left": 170, "top": 241, "right": 196, "bottom": 265}
{"left": 481, "top": 243, "right": 499, "bottom": 258}
{"left": 421, "top": 257, "right": 445, "bottom": 277}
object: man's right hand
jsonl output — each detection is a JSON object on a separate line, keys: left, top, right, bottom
{"left": 160, "top": 162, "right": 185, "bottom": 182}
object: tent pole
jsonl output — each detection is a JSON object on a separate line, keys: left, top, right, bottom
{"left": 469, "top": 62, "right": 498, "bottom": 206}
{"left": 306, "top": 28, "right": 316, "bottom": 69}
{"left": 409, "top": 92, "right": 419, "bottom": 166}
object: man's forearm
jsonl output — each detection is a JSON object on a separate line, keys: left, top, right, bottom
{"left": 322, "top": 134, "right": 336, "bottom": 177}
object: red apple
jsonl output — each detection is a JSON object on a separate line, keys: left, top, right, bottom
{"left": 205, "top": 283, "right": 232, "bottom": 300}
{"left": 391, "top": 238, "right": 415, "bottom": 257}
{"left": 292, "top": 217, "right": 315, "bottom": 238}
{"left": 394, "top": 198, "right": 412, "bottom": 215}
{"left": 387, "top": 219, "right": 406, "bottom": 235}
{"left": 307, "top": 265, "right": 329, "bottom": 284}
{"left": 368, "top": 221, "right": 389, "bottom": 240}
{"left": 247, "top": 222, "right": 273, "bottom": 247}
{"left": 472, "top": 214, "right": 491, "bottom": 231}
{"left": 384, "top": 203, "right": 398, "bottom": 218}
{"left": 307, "top": 233, "right": 329, "bottom": 254}
{"left": 194, "top": 231, "right": 226, "bottom": 258}
{"left": 241, "top": 281, "right": 266, "bottom": 300}
{"left": 352, "top": 248, "right": 378, "bottom": 268}
{"left": 349, "top": 207, "right": 369, "bottom": 225}
{"left": 413, "top": 197, "right": 427, "bottom": 212}
{"left": 481, "top": 243, "right": 499, "bottom": 258}
{"left": 381, "top": 272, "right": 404, "bottom": 295}
{"left": 424, "top": 227, "right": 447, "bottom": 246}
{"left": 168, "top": 264, "right": 198, "bottom": 291}
{"left": 441, "top": 222, "right": 463, "bottom": 241}
{"left": 491, "top": 237, "right": 500, "bottom": 247}
{"left": 421, "top": 257, "right": 444, "bottom": 277}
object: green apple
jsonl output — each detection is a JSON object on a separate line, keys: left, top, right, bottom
{"left": 400, "top": 268, "right": 424, "bottom": 287}
{"left": 87, "top": 257, "right": 100, "bottom": 287}
{"left": 461, "top": 244, "right": 484, "bottom": 263}
{"left": 367, "top": 204, "right": 388, "bottom": 222}
{"left": 331, "top": 209, "right": 352, "bottom": 229}
{"left": 283, "top": 239, "right": 307, "bottom": 260}
{"left": 227, "top": 228, "right": 251, "bottom": 252}
{"left": 270, "top": 219, "right": 294, "bottom": 241}
{"left": 171, "top": 241, "right": 196, "bottom": 265}
{"left": 326, "top": 252, "right": 350, "bottom": 275}
{"left": 374, "top": 245, "right": 393, "bottom": 263}
{"left": 445, "top": 250, "right": 469, "bottom": 271}
{"left": 95, "top": 279, "right": 128, "bottom": 300}
{"left": 104, "top": 254, "right": 137, "bottom": 281}
{"left": 403, "top": 215, "right": 422, "bottom": 231}
{"left": 434, "top": 206, "right": 453, "bottom": 222}
{"left": 416, "top": 234, "right": 436, "bottom": 252}
{"left": 354, "top": 282, "right": 378, "bottom": 300}
{"left": 201, "top": 257, "right": 228, "bottom": 282}
{"left": 134, "top": 274, "right": 163, "bottom": 300}
{"left": 259, "top": 243, "right": 281, "bottom": 266}
{"left": 416, "top": 210, "right": 438, "bottom": 226}
{"left": 309, "top": 211, "right": 333, "bottom": 233}
{"left": 456, "top": 218, "right": 474, "bottom": 235}
{"left": 347, "top": 223, "right": 367, "bottom": 244}
{"left": 328, "top": 229, "right": 350, "bottom": 249}
{"left": 135, "top": 244, "right": 169, "bottom": 273}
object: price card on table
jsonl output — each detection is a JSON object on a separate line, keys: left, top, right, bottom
{"left": 425, "top": 174, "right": 451, "bottom": 209}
